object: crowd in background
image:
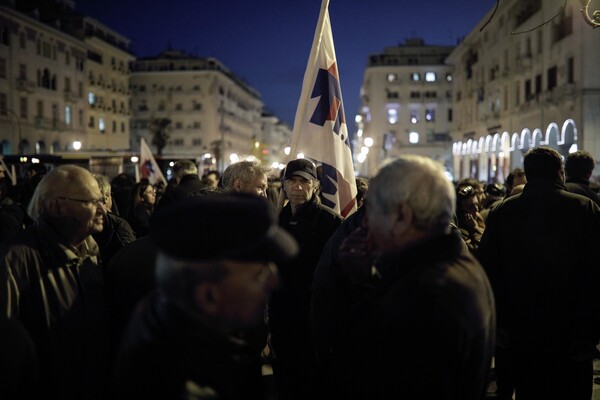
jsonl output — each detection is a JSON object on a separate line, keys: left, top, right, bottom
{"left": 0, "top": 149, "right": 599, "bottom": 400}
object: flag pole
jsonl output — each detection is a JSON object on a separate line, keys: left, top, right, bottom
{"left": 276, "top": 0, "right": 330, "bottom": 219}
{"left": 287, "top": 0, "right": 330, "bottom": 161}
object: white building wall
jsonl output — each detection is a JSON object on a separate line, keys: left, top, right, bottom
{"left": 358, "top": 40, "right": 455, "bottom": 177}
{"left": 0, "top": 6, "right": 88, "bottom": 154}
{"left": 130, "top": 53, "right": 264, "bottom": 172}
{"left": 83, "top": 24, "right": 134, "bottom": 152}
{"left": 448, "top": 0, "right": 600, "bottom": 181}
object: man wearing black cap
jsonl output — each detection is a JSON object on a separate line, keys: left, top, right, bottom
{"left": 269, "top": 158, "right": 343, "bottom": 400}
{"left": 114, "top": 194, "right": 298, "bottom": 399}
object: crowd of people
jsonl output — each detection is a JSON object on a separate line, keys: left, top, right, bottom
{"left": 0, "top": 148, "right": 599, "bottom": 400}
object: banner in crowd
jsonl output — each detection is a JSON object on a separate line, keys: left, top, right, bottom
{"left": 288, "top": 0, "right": 357, "bottom": 218}
{"left": 139, "top": 138, "right": 167, "bottom": 186}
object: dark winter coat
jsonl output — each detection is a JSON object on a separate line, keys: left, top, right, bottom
{"left": 270, "top": 195, "right": 343, "bottom": 341}
{"left": 565, "top": 177, "right": 600, "bottom": 206}
{"left": 92, "top": 212, "right": 136, "bottom": 268}
{"left": 333, "top": 231, "right": 496, "bottom": 400}
{"left": 0, "top": 220, "right": 110, "bottom": 400}
{"left": 0, "top": 197, "right": 24, "bottom": 243}
{"left": 114, "top": 293, "right": 267, "bottom": 399}
{"left": 478, "top": 179, "right": 600, "bottom": 355}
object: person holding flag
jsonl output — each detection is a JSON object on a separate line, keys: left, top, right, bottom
{"left": 269, "top": 158, "right": 342, "bottom": 399}
{"left": 269, "top": 1, "right": 357, "bottom": 397}
{"left": 281, "top": 0, "right": 357, "bottom": 220}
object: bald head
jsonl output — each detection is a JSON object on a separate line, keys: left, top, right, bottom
{"left": 28, "top": 165, "right": 106, "bottom": 246}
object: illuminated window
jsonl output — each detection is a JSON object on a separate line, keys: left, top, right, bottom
{"left": 88, "top": 92, "right": 95, "bottom": 105}
{"left": 425, "top": 72, "right": 437, "bottom": 82}
{"left": 387, "top": 73, "right": 397, "bottom": 82}
{"left": 425, "top": 109, "right": 435, "bottom": 122}
{"left": 410, "top": 110, "right": 419, "bottom": 124}
{"left": 387, "top": 108, "right": 398, "bottom": 124}
{"left": 65, "top": 105, "right": 71, "bottom": 126}
{"left": 409, "top": 132, "right": 419, "bottom": 144}
{"left": 410, "top": 72, "right": 420, "bottom": 81}
{"left": 99, "top": 117, "right": 105, "bottom": 133}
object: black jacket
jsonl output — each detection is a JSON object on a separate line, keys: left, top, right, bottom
{"left": 478, "top": 179, "right": 600, "bottom": 355}
{"left": 565, "top": 177, "right": 600, "bottom": 206}
{"left": 156, "top": 174, "right": 206, "bottom": 212}
{"left": 270, "top": 195, "right": 343, "bottom": 338}
{"left": 0, "top": 221, "right": 110, "bottom": 400}
{"left": 114, "top": 293, "right": 267, "bottom": 399}
{"left": 334, "top": 231, "right": 496, "bottom": 400}
{"left": 0, "top": 197, "right": 24, "bottom": 243}
{"left": 92, "top": 212, "right": 136, "bottom": 268}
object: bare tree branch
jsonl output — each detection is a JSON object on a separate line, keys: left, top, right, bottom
{"left": 480, "top": 0, "right": 501, "bottom": 32}
{"left": 511, "top": 0, "right": 567, "bottom": 35}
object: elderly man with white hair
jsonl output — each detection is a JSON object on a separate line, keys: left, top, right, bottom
{"left": 329, "top": 155, "right": 496, "bottom": 400}
{"left": 0, "top": 164, "right": 110, "bottom": 400}
{"left": 220, "top": 160, "right": 270, "bottom": 198}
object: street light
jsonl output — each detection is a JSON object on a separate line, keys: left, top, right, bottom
{"left": 73, "top": 140, "right": 82, "bottom": 151}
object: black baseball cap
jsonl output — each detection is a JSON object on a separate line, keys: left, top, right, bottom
{"left": 284, "top": 158, "right": 317, "bottom": 181}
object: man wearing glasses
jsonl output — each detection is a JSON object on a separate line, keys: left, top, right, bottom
{"left": 0, "top": 164, "right": 110, "bottom": 400}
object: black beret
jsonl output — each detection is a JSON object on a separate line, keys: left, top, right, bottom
{"left": 151, "top": 193, "right": 298, "bottom": 264}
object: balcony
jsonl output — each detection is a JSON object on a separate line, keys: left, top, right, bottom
{"left": 16, "top": 78, "right": 36, "bottom": 93}
{"left": 64, "top": 91, "right": 80, "bottom": 102}
{"left": 34, "top": 117, "right": 66, "bottom": 130}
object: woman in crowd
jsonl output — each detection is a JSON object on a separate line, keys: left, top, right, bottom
{"left": 126, "top": 180, "right": 156, "bottom": 237}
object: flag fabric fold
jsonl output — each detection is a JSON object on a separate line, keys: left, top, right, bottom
{"left": 139, "top": 138, "right": 167, "bottom": 186}
{"left": 288, "top": 0, "right": 357, "bottom": 218}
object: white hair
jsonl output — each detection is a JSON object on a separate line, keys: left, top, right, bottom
{"left": 27, "top": 165, "right": 95, "bottom": 220}
{"left": 220, "top": 161, "right": 270, "bottom": 191}
{"left": 173, "top": 160, "right": 198, "bottom": 179}
{"left": 367, "top": 155, "right": 455, "bottom": 233}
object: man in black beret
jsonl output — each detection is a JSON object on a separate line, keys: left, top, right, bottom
{"left": 114, "top": 194, "right": 298, "bottom": 399}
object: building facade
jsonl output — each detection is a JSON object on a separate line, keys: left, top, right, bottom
{"left": 0, "top": 0, "right": 134, "bottom": 156}
{"left": 129, "top": 51, "right": 265, "bottom": 173}
{"left": 357, "top": 38, "right": 455, "bottom": 177}
{"left": 449, "top": 0, "right": 600, "bottom": 182}
{"left": 259, "top": 111, "right": 291, "bottom": 173}
{"left": 0, "top": 2, "right": 88, "bottom": 154}
{"left": 77, "top": 17, "right": 134, "bottom": 152}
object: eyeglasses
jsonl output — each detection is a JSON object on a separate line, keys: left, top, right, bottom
{"left": 57, "top": 196, "right": 106, "bottom": 208}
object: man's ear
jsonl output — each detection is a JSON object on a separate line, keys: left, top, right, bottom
{"left": 232, "top": 178, "right": 243, "bottom": 193}
{"left": 392, "top": 203, "right": 413, "bottom": 237}
{"left": 194, "top": 283, "right": 220, "bottom": 316}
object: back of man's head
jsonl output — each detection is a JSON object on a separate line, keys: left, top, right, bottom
{"left": 565, "top": 150, "right": 595, "bottom": 181}
{"left": 173, "top": 160, "right": 198, "bottom": 181}
{"left": 523, "top": 147, "right": 563, "bottom": 182}
{"left": 368, "top": 155, "right": 455, "bottom": 234}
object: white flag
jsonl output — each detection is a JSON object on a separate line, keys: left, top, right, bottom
{"left": 139, "top": 138, "right": 167, "bottom": 186}
{"left": 289, "top": 0, "right": 357, "bottom": 218}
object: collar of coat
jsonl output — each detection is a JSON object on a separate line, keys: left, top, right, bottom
{"left": 374, "top": 230, "right": 466, "bottom": 285}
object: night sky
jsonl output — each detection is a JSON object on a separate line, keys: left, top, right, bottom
{"left": 75, "top": 0, "right": 494, "bottom": 130}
